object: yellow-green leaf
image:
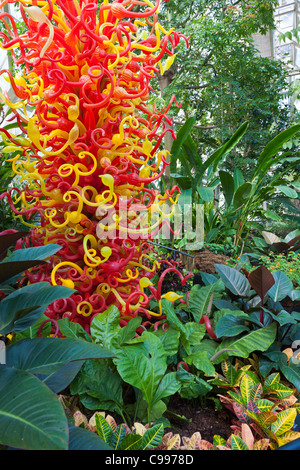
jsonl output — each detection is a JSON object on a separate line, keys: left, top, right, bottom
{"left": 240, "top": 374, "right": 254, "bottom": 404}
{"left": 95, "top": 413, "right": 113, "bottom": 444}
{"left": 271, "top": 408, "right": 297, "bottom": 436}
{"left": 230, "top": 434, "right": 249, "bottom": 450}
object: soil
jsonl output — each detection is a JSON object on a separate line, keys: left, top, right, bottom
{"left": 164, "top": 395, "right": 233, "bottom": 443}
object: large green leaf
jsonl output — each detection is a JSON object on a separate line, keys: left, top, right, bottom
{"left": 90, "top": 305, "right": 121, "bottom": 349}
{"left": 215, "top": 264, "right": 251, "bottom": 297}
{"left": 277, "top": 185, "right": 298, "bottom": 198}
{"left": 219, "top": 170, "right": 235, "bottom": 207}
{"left": 215, "top": 323, "right": 277, "bottom": 362}
{"left": 188, "top": 281, "right": 223, "bottom": 322}
{"left": 152, "top": 371, "right": 180, "bottom": 403}
{"left": 57, "top": 317, "right": 92, "bottom": 342}
{"left": 215, "top": 311, "right": 250, "bottom": 338}
{"left": 5, "top": 337, "right": 115, "bottom": 375}
{"left": 279, "top": 362, "right": 300, "bottom": 392}
{"left": 232, "top": 182, "right": 253, "bottom": 208}
{"left": 253, "top": 124, "right": 300, "bottom": 178}
{"left": 2, "top": 243, "right": 61, "bottom": 262}
{"left": 0, "top": 367, "right": 68, "bottom": 450}
{"left": 170, "top": 115, "right": 196, "bottom": 175}
{"left": 0, "top": 282, "right": 75, "bottom": 335}
{"left": 268, "top": 271, "right": 294, "bottom": 302}
{"left": 114, "top": 332, "right": 167, "bottom": 408}
{"left": 197, "top": 186, "right": 215, "bottom": 202}
{"left": 70, "top": 359, "right": 123, "bottom": 413}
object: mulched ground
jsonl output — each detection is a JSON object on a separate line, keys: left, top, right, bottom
{"left": 164, "top": 395, "right": 233, "bottom": 443}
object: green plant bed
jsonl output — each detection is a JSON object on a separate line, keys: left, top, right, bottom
{"left": 1, "top": 231, "right": 300, "bottom": 451}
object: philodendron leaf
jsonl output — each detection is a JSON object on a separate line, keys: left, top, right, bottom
{"left": 90, "top": 305, "right": 121, "bottom": 349}
{"left": 267, "top": 271, "right": 294, "bottom": 302}
{"left": 114, "top": 331, "right": 168, "bottom": 408}
{"left": 0, "top": 367, "right": 68, "bottom": 450}
{"left": 215, "top": 264, "right": 251, "bottom": 297}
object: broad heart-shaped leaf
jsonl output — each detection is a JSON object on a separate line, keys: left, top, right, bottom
{"left": 5, "top": 337, "right": 115, "bottom": 376}
{"left": 0, "top": 367, "right": 68, "bottom": 450}
{"left": 70, "top": 359, "right": 123, "bottom": 414}
{"left": 90, "top": 305, "right": 121, "bottom": 349}
{"left": 197, "top": 185, "right": 214, "bottom": 202}
{"left": 0, "top": 282, "right": 75, "bottom": 335}
{"left": 114, "top": 331, "right": 167, "bottom": 408}
{"left": 248, "top": 266, "right": 275, "bottom": 301}
{"left": 68, "top": 425, "right": 112, "bottom": 450}
{"left": 152, "top": 371, "right": 180, "bottom": 404}
{"left": 267, "top": 271, "right": 294, "bottom": 302}
{"left": 261, "top": 231, "right": 281, "bottom": 245}
{"left": 215, "top": 264, "right": 251, "bottom": 297}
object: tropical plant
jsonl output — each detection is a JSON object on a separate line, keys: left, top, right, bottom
{"left": 170, "top": 119, "right": 300, "bottom": 250}
{"left": 70, "top": 305, "right": 182, "bottom": 426}
{"left": 151, "top": 425, "right": 270, "bottom": 450}
{"left": 92, "top": 412, "right": 164, "bottom": 450}
{"left": 214, "top": 365, "right": 300, "bottom": 449}
{"left": 251, "top": 229, "right": 300, "bottom": 257}
{"left": 0, "top": 231, "right": 116, "bottom": 450}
